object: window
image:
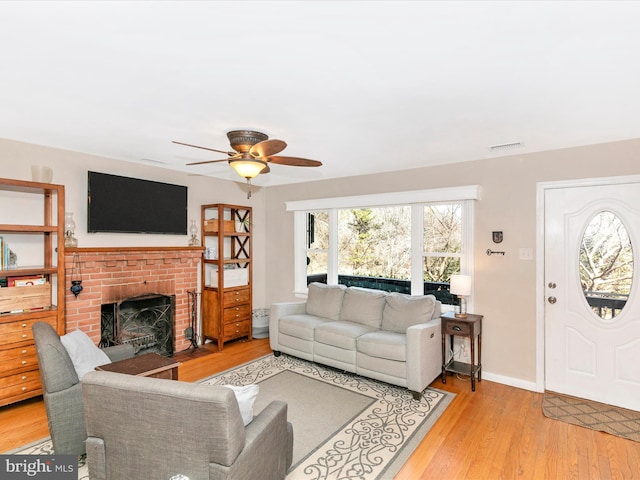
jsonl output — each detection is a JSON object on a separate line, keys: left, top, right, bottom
{"left": 289, "top": 186, "right": 480, "bottom": 310}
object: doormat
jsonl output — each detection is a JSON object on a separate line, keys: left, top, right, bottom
{"left": 543, "top": 391, "right": 640, "bottom": 442}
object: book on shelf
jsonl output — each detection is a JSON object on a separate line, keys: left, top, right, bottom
{"left": 7, "top": 275, "right": 46, "bottom": 287}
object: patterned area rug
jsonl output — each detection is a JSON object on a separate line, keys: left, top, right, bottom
{"left": 543, "top": 391, "right": 640, "bottom": 442}
{"left": 7, "top": 354, "right": 453, "bottom": 480}
{"left": 202, "top": 354, "right": 453, "bottom": 479}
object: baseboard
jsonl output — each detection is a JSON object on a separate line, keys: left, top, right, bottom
{"left": 482, "top": 370, "right": 540, "bottom": 392}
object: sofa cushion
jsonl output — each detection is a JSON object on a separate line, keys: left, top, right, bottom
{"left": 279, "top": 314, "right": 330, "bottom": 341}
{"left": 339, "top": 287, "right": 387, "bottom": 328}
{"left": 306, "top": 283, "right": 346, "bottom": 321}
{"left": 381, "top": 293, "right": 437, "bottom": 333}
{"left": 314, "top": 321, "right": 377, "bottom": 350}
{"left": 60, "top": 329, "right": 111, "bottom": 380}
{"left": 357, "top": 331, "right": 407, "bottom": 362}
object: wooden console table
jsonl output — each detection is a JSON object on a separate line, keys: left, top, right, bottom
{"left": 96, "top": 352, "right": 181, "bottom": 380}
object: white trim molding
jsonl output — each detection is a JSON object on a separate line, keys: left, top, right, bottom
{"left": 285, "top": 185, "right": 482, "bottom": 212}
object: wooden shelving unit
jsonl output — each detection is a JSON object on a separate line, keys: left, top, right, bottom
{"left": 200, "top": 204, "right": 252, "bottom": 351}
{"left": 0, "top": 177, "right": 65, "bottom": 406}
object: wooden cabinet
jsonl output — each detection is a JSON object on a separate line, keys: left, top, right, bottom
{"left": 0, "top": 178, "right": 65, "bottom": 406}
{"left": 200, "top": 204, "right": 252, "bottom": 350}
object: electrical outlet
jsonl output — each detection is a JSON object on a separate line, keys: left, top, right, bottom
{"left": 184, "top": 327, "right": 193, "bottom": 340}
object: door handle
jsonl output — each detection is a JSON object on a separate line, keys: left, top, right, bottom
{"left": 548, "top": 296, "right": 557, "bottom": 304}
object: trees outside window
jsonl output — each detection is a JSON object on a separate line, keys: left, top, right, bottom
{"left": 290, "top": 186, "right": 479, "bottom": 309}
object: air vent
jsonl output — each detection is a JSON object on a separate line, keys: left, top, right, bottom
{"left": 488, "top": 142, "right": 524, "bottom": 152}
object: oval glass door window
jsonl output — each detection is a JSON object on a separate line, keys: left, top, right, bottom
{"left": 579, "top": 211, "right": 633, "bottom": 319}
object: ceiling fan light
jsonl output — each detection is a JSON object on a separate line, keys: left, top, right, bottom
{"left": 229, "top": 159, "right": 267, "bottom": 179}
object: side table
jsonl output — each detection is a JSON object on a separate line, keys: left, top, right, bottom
{"left": 441, "top": 311, "right": 483, "bottom": 391}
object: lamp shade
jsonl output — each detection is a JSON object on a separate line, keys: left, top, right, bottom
{"left": 450, "top": 274, "right": 472, "bottom": 296}
{"left": 229, "top": 159, "right": 267, "bottom": 179}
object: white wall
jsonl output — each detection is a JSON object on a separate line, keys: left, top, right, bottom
{"left": 264, "top": 138, "right": 640, "bottom": 388}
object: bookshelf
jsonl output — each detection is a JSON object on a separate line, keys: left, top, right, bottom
{"left": 0, "top": 177, "right": 65, "bottom": 406}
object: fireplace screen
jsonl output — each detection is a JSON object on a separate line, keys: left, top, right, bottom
{"left": 101, "top": 293, "right": 175, "bottom": 356}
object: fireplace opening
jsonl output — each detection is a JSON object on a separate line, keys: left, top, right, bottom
{"left": 100, "top": 293, "right": 175, "bottom": 356}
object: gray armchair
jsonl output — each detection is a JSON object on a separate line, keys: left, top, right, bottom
{"left": 82, "top": 371, "right": 294, "bottom": 480}
{"left": 32, "top": 321, "right": 134, "bottom": 456}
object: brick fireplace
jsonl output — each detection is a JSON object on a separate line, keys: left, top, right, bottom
{"left": 64, "top": 247, "right": 203, "bottom": 353}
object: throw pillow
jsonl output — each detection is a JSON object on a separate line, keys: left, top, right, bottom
{"left": 60, "top": 329, "right": 112, "bottom": 379}
{"left": 339, "top": 287, "right": 387, "bottom": 328}
{"left": 223, "top": 384, "right": 260, "bottom": 426}
{"left": 381, "top": 293, "right": 437, "bottom": 333}
{"left": 306, "top": 282, "right": 346, "bottom": 321}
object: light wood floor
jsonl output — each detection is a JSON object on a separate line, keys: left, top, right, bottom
{"left": 2, "top": 338, "right": 639, "bottom": 479}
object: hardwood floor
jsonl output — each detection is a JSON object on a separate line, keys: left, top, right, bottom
{"left": 2, "top": 338, "right": 639, "bottom": 479}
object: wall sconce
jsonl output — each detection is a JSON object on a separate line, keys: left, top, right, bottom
{"left": 450, "top": 274, "right": 472, "bottom": 318}
{"left": 64, "top": 212, "right": 78, "bottom": 248}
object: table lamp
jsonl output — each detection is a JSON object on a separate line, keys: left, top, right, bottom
{"left": 450, "top": 274, "right": 472, "bottom": 318}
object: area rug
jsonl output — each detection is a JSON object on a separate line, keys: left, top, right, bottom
{"left": 543, "top": 391, "right": 640, "bottom": 442}
{"left": 6, "top": 354, "right": 453, "bottom": 480}
{"left": 202, "top": 354, "right": 453, "bottom": 479}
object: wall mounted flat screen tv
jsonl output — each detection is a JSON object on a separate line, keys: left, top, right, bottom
{"left": 88, "top": 171, "right": 188, "bottom": 234}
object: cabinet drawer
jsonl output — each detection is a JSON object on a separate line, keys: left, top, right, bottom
{"left": 0, "top": 317, "right": 55, "bottom": 343}
{"left": 223, "top": 288, "right": 250, "bottom": 306}
{"left": 0, "top": 372, "right": 42, "bottom": 402}
{"left": 0, "top": 369, "right": 41, "bottom": 390}
{"left": 223, "top": 320, "right": 250, "bottom": 340}
{"left": 444, "top": 321, "right": 471, "bottom": 336}
{"left": 223, "top": 304, "right": 251, "bottom": 323}
{"left": 0, "top": 346, "right": 39, "bottom": 375}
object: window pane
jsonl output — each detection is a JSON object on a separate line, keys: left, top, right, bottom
{"left": 424, "top": 204, "right": 462, "bottom": 253}
{"left": 307, "top": 211, "right": 328, "bottom": 249}
{"left": 307, "top": 251, "right": 328, "bottom": 283}
{"left": 337, "top": 207, "right": 411, "bottom": 291}
{"left": 306, "top": 212, "right": 329, "bottom": 284}
{"left": 580, "top": 211, "right": 633, "bottom": 320}
{"left": 424, "top": 256, "right": 460, "bottom": 283}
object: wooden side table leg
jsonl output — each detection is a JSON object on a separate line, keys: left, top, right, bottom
{"left": 478, "top": 332, "right": 482, "bottom": 382}
{"left": 470, "top": 334, "right": 476, "bottom": 392}
{"left": 441, "top": 333, "right": 447, "bottom": 384}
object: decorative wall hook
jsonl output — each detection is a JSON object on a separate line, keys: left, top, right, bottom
{"left": 486, "top": 249, "right": 505, "bottom": 256}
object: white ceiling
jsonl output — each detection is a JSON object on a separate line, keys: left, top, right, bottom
{"left": 1, "top": 1, "right": 639, "bottom": 186}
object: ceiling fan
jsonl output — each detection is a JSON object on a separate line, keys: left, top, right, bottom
{"left": 173, "top": 130, "right": 322, "bottom": 196}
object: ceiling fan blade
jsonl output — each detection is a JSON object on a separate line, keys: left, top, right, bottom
{"left": 173, "top": 141, "right": 234, "bottom": 156}
{"left": 250, "top": 139, "right": 287, "bottom": 158}
{"left": 267, "top": 156, "right": 322, "bottom": 167}
{"left": 186, "top": 158, "right": 234, "bottom": 166}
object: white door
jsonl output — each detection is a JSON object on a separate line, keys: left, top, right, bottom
{"left": 545, "top": 181, "right": 640, "bottom": 410}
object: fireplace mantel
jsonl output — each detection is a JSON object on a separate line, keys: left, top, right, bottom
{"left": 66, "top": 246, "right": 204, "bottom": 254}
{"left": 64, "top": 246, "right": 203, "bottom": 352}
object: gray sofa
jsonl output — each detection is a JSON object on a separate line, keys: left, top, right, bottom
{"left": 82, "top": 371, "right": 294, "bottom": 480}
{"left": 32, "top": 321, "right": 135, "bottom": 456}
{"left": 270, "top": 283, "right": 443, "bottom": 399}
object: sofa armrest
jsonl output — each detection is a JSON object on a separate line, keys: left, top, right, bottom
{"left": 103, "top": 343, "right": 135, "bottom": 362}
{"left": 405, "top": 318, "right": 442, "bottom": 394}
{"left": 209, "top": 400, "right": 293, "bottom": 479}
{"left": 269, "top": 301, "right": 306, "bottom": 351}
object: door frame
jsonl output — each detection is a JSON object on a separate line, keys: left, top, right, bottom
{"left": 535, "top": 174, "right": 640, "bottom": 393}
